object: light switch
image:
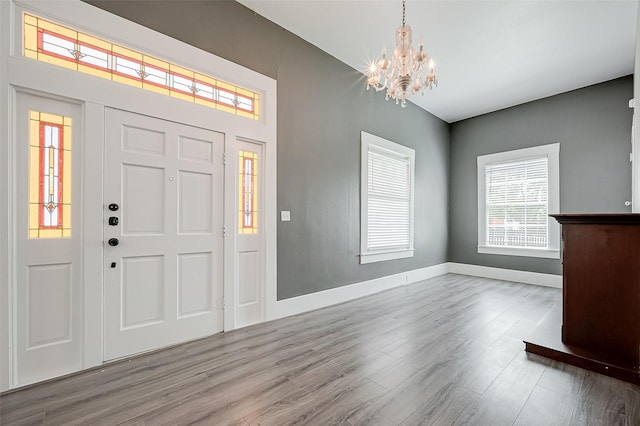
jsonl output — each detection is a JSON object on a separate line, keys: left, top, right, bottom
{"left": 281, "top": 210, "right": 291, "bottom": 221}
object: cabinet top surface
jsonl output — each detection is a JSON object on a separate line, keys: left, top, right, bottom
{"left": 550, "top": 213, "right": 640, "bottom": 225}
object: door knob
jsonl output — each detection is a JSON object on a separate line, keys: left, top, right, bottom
{"left": 108, "top": 238, "right": 119, "bottom": 247}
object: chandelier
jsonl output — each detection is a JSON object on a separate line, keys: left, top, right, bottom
{"left": 366, "top": 0, "right": 437, "bottom": 108}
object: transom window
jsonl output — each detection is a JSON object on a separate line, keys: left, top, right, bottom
{"left": 23, "top": 13, "right": 260, "bottom": 120}
{"left": 28, "top": 110, "right": 72, "bottom": 239}
{"left": 477, "top": 143, "right": 560, "bottom": 259}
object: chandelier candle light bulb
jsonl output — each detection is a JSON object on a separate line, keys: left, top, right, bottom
{"left": 366, "top": 0, "right": 438, "bottom": 108}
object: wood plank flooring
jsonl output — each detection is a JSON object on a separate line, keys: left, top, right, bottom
{"left": 1, "top": 274, "right": 639, "bottom": 425}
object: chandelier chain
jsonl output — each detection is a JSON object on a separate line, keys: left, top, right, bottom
{"left": 402, "top": 0, "right": 406, "bottom": 27}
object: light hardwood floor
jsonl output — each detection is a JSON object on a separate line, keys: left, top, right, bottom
{"left": 1, "top": 273, "right": 639, "bottom": 425}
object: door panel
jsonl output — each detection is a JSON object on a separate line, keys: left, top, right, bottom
{"left": 121, "top": 255, "right": 165, "bottom": 328}
{"left": 27, "top": 263, "right": 72, "bottom": 346}
{"left": 238, "top": 252, "right": 258, "bottom": 305}
{"left": 104, "top": 108, "right": 223, "bottom": 361}
{"left": 179, "top": 171, "right": 212, "bottom": 233}
{"left": 122, "top": 164, "right": 165, "bottom": 234}
{"left": 15, "top": 93, "right": 83, "bottom": 386}
{"left": 178, "top": 252, "right": 213, "bottom": 317}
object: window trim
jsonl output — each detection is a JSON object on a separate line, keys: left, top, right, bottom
{"left": 360, "top": 131, "right": 415, "bottom": 264}
{"left": 477, "top": 143, "right": 560, "bottom": 259}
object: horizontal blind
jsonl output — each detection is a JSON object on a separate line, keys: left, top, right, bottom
{"left": 485, "top": 156, "right": 548, "bottom": 249}
{"left": 367, "top": 149, "right": 411, "bottom": 250}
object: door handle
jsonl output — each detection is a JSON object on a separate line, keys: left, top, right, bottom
{"left": 108, "top": 238, "right": 119, "bottom": 247}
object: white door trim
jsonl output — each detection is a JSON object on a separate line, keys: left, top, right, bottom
{"left": 0, "top": 0, "right": 13, "bottom": 392}
{"left": 1, "top": 0, "right": 276, "bottom": 391}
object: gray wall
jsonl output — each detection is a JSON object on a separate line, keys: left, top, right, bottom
{"left": 449, "top": 76, "right": 634, "bottom": 275}
{"left": 85, "top": 0, "right": 450, "bottom": 300}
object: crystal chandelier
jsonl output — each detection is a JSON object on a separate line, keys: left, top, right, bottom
{"left": 366, "top": 0, "right": 438, "bottom": 108}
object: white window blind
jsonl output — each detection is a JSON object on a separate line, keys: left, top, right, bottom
{"left": 485, "top": 156, "right": 549, "bottom": 249}
{"left": 367, "top": 149, "right": 411, "bottom": 249}
{"left": 360, "top": 131, "right": 415, "bottom": 264}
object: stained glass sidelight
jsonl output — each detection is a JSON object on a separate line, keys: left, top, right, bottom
{"left": 23, "top": 13, "right": 261, "bottom": 120}
{"left": 28, "top": 111, "right": 72, "bottom": 238}
{"left": 238, "top": 150, "right": 258, "bottom": 234}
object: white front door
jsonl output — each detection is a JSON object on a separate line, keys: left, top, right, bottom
{"left": 14, "top": 92, "right": 84, "bottom": 386}
{"left": 103, "top": 108, "right": 224, "bottom": 361}
{"left": 235, "top": 140, "right": 265, "bottom": 327}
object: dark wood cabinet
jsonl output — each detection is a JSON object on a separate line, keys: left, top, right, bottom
{"left": 525, "top": 214, "right": 640, "bottom": 384}
{"left": 554, "top": 214, "right": 640, "bottom": 368}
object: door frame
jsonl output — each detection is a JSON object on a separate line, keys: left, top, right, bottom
{"left": 0, "top": 0, "right": 277, "bottom": 391}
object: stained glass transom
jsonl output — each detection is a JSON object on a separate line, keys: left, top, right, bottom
{"left": 29, "top": 110, "right": 72, "bottom": 239}
{"left": 23, "top": 13, "right": 261, "bottom": 120}
{"left": 238, "top": 150, "right": 258, "bottom": 234}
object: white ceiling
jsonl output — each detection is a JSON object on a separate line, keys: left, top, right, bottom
{"left": 237, "top": 0, "right": 638, "bottom": 123}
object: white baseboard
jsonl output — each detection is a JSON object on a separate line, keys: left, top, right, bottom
{"left": 272, "top": 263, "right": 449, "bottom": 320}
{"left": 272, "top": 262, "right": 561, "bottom": 321}
{"left": 446, "top": 262, "right": 562, "bottom": 288}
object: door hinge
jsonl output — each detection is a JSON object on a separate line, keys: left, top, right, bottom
{"left": 223, "top": 152, "right": 227, "bottom": 165}
{"left": 222, "top": 226, "right": 227, "bottom": 238}
{"left": 223, "top": 298, "right": 226, "bottom": 309}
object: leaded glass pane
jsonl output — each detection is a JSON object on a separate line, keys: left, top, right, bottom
{"left": 79, "top": 44, "right": 109, "bottom": 68}
{"left": 42, "top": 32, "right": 75, "bottom": 59}
{"left": 195, "top": 82, "right": 216, "bottom": 101}
{"left": 219, "top": 90, "right": 236, "bottom": 106}
{"left": 145, "top": 65, "right": 168, "bottom": 85}
{"left": 172, "top": 74, "right": 194, "bottom": 93}
{"left": 114, "top": 56, "right": 142, "bottom": 78}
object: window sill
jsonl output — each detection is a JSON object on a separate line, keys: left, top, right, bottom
{"left": 477, "top": 245, "right": 560, "bottom": 259}
{"left": 360, "top": 249, "right": 414, "bottom": 264}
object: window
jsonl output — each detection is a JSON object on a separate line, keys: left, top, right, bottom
{"left": 477, "top": 143, "right": 560, "bottom": 258}
{"left": 238, "top": 150, "right": 258, "bottom": 234}
{"left": 360, "top": 131, "right": 415, "bottom": 264}
{"left": 23, "top": 13, "right": 260, "bottom": 120}
{"left": 28, "top": 110, "right": 72, "bottom": 238}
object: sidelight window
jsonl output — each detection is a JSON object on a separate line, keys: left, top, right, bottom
{"left": 239, "top": 150, "right": 258, "bottom": 234}
{"left": 28, "top": 110, "right": 72, "bottom": 239}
